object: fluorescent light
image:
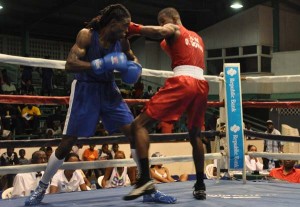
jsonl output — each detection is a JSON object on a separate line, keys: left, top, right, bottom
{"left": 0, "top": 5, "right": 3, "bottom": 10}
{"left": 230, "top": 2, "right": 243, "bottom": 9}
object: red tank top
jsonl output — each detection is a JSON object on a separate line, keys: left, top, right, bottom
{"left": 160, "top": 25, "right": 205, "bottom": 70}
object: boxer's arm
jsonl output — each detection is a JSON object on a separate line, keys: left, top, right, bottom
{"left": 131, "top": 23, "right": 179, "bottom": 40}
{"left": 65, "top": 29, "right": 92, "bottom": 72}
{"left": 121, "top": 38, "right": 138, "bottom": 62}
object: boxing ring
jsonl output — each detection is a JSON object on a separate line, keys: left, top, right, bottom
{"left": 1, "top": 54, "right": 300, "bottom": 206}
{"left": 1, "top": 180, "right": 300, "bottom": 207}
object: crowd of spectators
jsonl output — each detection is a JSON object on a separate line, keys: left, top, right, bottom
{"left": 1, "top": 139, "right": 300, "bottom": 199}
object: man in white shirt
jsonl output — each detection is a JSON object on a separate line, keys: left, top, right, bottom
{"left": 12, "top": 151, "right": 48, "bottom": 197}
{"left": 263, "top": 120, "right": 284, "bottom": 169}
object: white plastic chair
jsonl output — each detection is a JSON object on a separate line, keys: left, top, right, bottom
{"left": 1, "top": 187, "right": 13, "bottom": 199}
{"left": 98, "top": 175, "right": 104, "bottom": 188}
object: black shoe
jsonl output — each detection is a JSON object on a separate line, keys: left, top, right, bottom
{"left": 193, "top": 182, "right": 206, "bottom": 200}
{"left": 123, "top": 180, "right": 156, "bottom": 201}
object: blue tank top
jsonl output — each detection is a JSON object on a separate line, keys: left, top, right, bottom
{"left": 74, "top": 30, "right": 122, "bottom": 82}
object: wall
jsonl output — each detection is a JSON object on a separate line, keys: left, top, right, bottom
{"left": 271, "top": 50, "right": 300, "bottom": 93}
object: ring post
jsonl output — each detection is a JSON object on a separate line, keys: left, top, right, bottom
{"left": 223, "top": 63, "right": 245, "bottom": 183}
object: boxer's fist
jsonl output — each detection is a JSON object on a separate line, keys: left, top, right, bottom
{"left": 121, "top": 61, "right": 142, "bottom": 84}
{"left": 91, "top": 52, "right": 127, "bottom": 75}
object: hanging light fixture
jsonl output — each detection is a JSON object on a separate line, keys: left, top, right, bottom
{"left": 230, "top": 0, "right": 244, "bottom": 9}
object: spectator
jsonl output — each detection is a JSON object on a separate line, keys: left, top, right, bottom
{"left": 269, "top": 160, "right": 300, "bottom": 183}
{"left": 21, "top": 104, "right": 41, "bottom": 134}
{"left": 0, "top": 147, "right": 20, "bottom": 188}
{"left": 45, "top": 147, "right": 53, "bottom": 161}
{"left": 71, "top": 144, "right": 83, "bottom": 156}
{"left": 18, "top": 149, "right": 29, "bottom": 165}
{"left": 98, "top": 143, "right": 112, "bottom": 160}
{"left": 12, "top": 150, "right": 48, "bottom": 197}
{"left": 45, "top": 107, "right": 65, "bottom": 137}
{"left": 143, "top": 85, "right": 154, "bottom": 99}
{"left": 50, "top": 153, "right": 87, "bottom": 193}
{"left": 1, "top": 76, "right": 17, "bottom": 94}
{"left": 245, "top": 145, "right": 263, "bottom": 172}
{"left": 82, "top": 144, "right": 100, "bottom": 179}
{"left": 111, "top": 143, "right": 119, "bottom": 159}
{"left": 20, "top": 80, "right": 35, "bottom": 95}
{"left": 132, "top": 77, "right": 144, "bottom": 99}
{"left": 263, "top": 120, "right": 283, "bottom": 169}
{"left": 245, "top": 123, "right": 256, "bottom": 140}
{"left": 38, "top": 56, "right": 54, "bottom": 96}
{"left": 101, "top": 151, "right": 131, "bottom": 188}
{"left": 98, "top": 143, "right": 112, "bottom": 176}
{"left": 150, "top": 152, "right": 188, "bottom": 183}
{"left": 20, "top": 55, "right": 33, "bottom": 92}
{"left": 0, "top": 104, "right": 20, "bottom": 134}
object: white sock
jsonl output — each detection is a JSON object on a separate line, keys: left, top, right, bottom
{"left": 41, "top": 153, "right": 64, "bottom": 184}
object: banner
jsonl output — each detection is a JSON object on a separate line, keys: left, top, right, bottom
{"left": 224, "top": 63, "right": 245, "bottom": 169}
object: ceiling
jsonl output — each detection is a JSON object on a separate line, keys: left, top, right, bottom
{"left": 0, "top": 0, "right": 299, "bottom": 41}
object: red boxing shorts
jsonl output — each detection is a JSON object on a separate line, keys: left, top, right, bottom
{"left": 144, "top": 75, "right": 209, "bottom": 130}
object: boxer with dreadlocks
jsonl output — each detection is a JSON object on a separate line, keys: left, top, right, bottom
{"left": 25, "top": 4, "right": 176, "bottom": 205}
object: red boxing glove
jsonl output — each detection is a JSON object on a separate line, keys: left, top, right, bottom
{"left": 127, "top": 22, "right": 142, "bottom": 38}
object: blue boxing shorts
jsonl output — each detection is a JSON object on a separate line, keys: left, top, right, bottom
{"left": 63, "top": 80, "right": 134, "bottom": 137}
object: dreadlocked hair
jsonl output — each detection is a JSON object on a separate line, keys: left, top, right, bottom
{"left": 85, "top": 4, "right": 131, "bottom": 30}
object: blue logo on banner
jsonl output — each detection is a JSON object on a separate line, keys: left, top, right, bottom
{"left": 224, "top": 65, "right": 244, "bottom": 169}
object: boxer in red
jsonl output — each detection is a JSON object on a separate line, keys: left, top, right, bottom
{"left": 124, "top": 7, "right": 209, "bottom": 201}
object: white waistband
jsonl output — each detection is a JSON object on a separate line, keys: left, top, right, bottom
{"left": 173, "top": 65, "right": 205, "bottom": 80}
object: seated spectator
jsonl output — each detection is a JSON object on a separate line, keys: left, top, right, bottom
{"left": 50, "top": 153, "right": 87, "bottom": 193}
{"left": 269, "top": 160, "right": 300, "bottom": 183}
{"left": 18, "top": 149, "right": 29, "bottom": 165}
{"left": 245, "top": 144, "right": 263, "bottom": 172}
{"left": 38, "top": 56, "right": 54, "bottom": 96}
{"left": 150, "top": 152, "right": 188, "bottom": 183}
{"left": 0, "top": 147, "right": 19, "bottom": 188}
{"left": 21, "top": 104, "right": 41, "bottom": 133}
{"left": 20, "top": 79, "right": 35, "bottom": 95}
{"left": 132, "top": 77, "right": 144, "bottom": 99}
{"left": 98, "top": 143, "right": 112, "bottom": 176}
{"left": 12, "top": 150, "right": 48, "bottom": 197}
{"left": 20, "top": 60, "right": 33, "bottom": 89}
{"left": 101, "top": 151, "right": 131, "bottom": 188}
{"left": 45, "top": 107, "right": 65, "bottom": 137}
{"left": 82, "top": 144, "right": 100, "bottom": 179}
{"left": 1, "top": 76, "right": 17, "bottom": 94}
{"left": 143, "top": 85, "right": 154, "bottom": 99}
{"left": 0, "top": 104, "right": 20, "bottom": 134}
{"left": 45, "top": 146, "right": 53, "bottom": 161}
{"left": 111, "top": 143, "right": 119, "bottom": 159}
{"left": 71, "top": 144, "right": 83, "bottom": 155}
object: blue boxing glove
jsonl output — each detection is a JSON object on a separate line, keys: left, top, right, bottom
{"left": 121, "top": 61, "right": 142, "bottom": 84}
{"left": 91, "top": 52, "right": 127, "bottom": 75}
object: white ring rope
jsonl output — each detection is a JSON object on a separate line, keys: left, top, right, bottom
{"left": 3, "top": 53, "right": 300, "bottom": 83}
{"left": 0, "top": 153, "right": 222, "bottom": 174}
{"left": 0, "top": 53, "right": 220, "bottom": 82}
{"left": 248, "top": 152, "right": 300, "bottom": 160}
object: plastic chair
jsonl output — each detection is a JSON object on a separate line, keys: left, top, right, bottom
{"left": 1, "top": 187, "right": 13, "bottom": 199}
{"left": 98, "top": 175, "right": 104, "bottom": 188}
